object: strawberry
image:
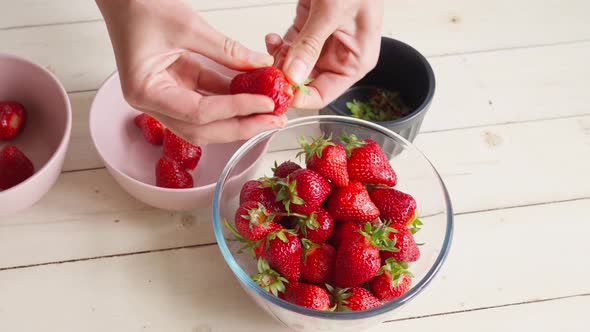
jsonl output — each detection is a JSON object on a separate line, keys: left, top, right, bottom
{"left": 329, "top": 286, "right": 381, "bottom": 311}
{"left": 272, "top": 160, "right": 301, "bottom": 178}
{"left": 276, "top": 169, "right": 331, "bottom": 215}
{"left": 294, "top": 207, "right": 334, "bottom": 243}
{"left": 251, "top": 258, "right": 289, "bottom": 297}
{"left": 234, "top": 201, "right": 281, "bottom": 241}
{"left": 341, "top": 135, "right": 397, "bottom": 187}
{"left": 381, "top": 223, "right": 421, "bottom": 263}
{"left": 327, "top": 181, "right": 380, "bottom": 223}
{"left": 0, "top": 101, "right": 27, "bottom": 140}
{"left": 134, "top": 113, "right": 165, "bottom": 145}
{"left": 369, "top": 187, "right": 421, "bottom": 229}
{"left": 0, "top": 145, "right": 34, "bottom": 190}
{"left": 262, "top": 229, "right": 302, "bottom": 282}
{"left": 163, "top": 129, "right": 202, "bottom": 170}
{"left": 328, "top": 222, "right": 362, "bottom": 249}
{"left": 369, "top": 259, "right": 413, "bottom": 302}
{"left": 229, "top": 66, "right": 294, "bottom": 116}
{"left": 284, "top": 282, "right": 331, "bottom": 310}
{"left": 239, "top": 178, "right": 285, "bottom": 213}
{"left": 297, "top": 135, "right": 349, "bottom": 187}
{"left": 300, "top": 240, "right": 336, "bottom": 285}
{"left": 155, "top": 155, "right": 193, "bottom": 189}
{"left": 333, "top": 222, "right": 398, "bottom": 287}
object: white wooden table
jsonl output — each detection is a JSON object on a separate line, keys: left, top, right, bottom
{"left": 1, "top": 1, "right": 589, "bottom": 331}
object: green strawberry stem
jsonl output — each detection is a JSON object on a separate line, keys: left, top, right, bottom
{"left": 339, "top": 134, "right": 367, "bottom": 157}
{"left": 224, "top": 220, "right": 263, "bottom": 257}
{"left": 358, "top": 221, "right": 400, "bottom": 253}
{"left": 296, "top": 134, "right": 334, "bottom": 163}
{"left": 251, "top": 258, "right": 289, "bottom": 297}
{"left": 378, "top": 258, "right": 414, "bottom": 287}
{"left": 408, "top": 213, "right": 424, "bottom": 234}
{"left": 275, "top": 179, "right": 305, "bottom": 214}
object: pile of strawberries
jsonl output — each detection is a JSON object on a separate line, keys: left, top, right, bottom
{"left": 133, "top": 113, "right": 202, "bottom": 189}
{"left": 0, "top": 101, "right": 34, "bottom": 191}
{"left": 227, "top": 134, "right": 423, "bottom": 311}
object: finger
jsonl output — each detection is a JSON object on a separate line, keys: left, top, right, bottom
{"left": 265, "top": 33, "right": 283, "bottom": 56}
{"left": 168, "top": 53, "right": 232, "bottom": 94}
{"left": 282, "top": 7, "right": 337, "bottom": 84}
{"left": 146, "top": 83, "right": 274, "bottom": 125}
{"left": 185, "top": 16, "right": 273, "bottom": 71}
{"left": 292, "top": 72, "right": 358, "bottom": 110}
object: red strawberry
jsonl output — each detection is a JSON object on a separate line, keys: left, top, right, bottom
{"left": 224, "top": 221, "right": 283, "bottom": 258}
{"left": 341, "top": 135, "right": 397, "bottom": 186}
{"left": 163, "top": 129, "right": 202, "bottom": 170}
{"left": 330, "top": 286, "right": 381, "bottom": 311}
{"left": 263, "top": 229, "right": 302, "bottom": 282}
{"left": 298, "top": 135, "right": 349, "bottom": 187}
{"left": 0, "top": 101, "right": 27, "bottom": 140}
{"left": 369, "top": 187, "right": 420, "bottom": 226}
{"left": 284, "top": 282, "right": 331, "bottom": 310}
{"left": 272, "top": 160, "right": 302, "bottom": 178}
{"left": 328, "top": 222, "right": 362, "bottom": 249}
{"left": 251, "top": 258, "right": 289, "bottom": 297}
{"left": 239, "top": 178, "right": 285, "bottom": 213}
{"left": 0, "top": 145, "right": 34, "bottom": 190}
{"left": 155, "top": 155, "right": 193, "bottom": 189}
{"left": 327, "top": 181, "right": 380, "bottom": 223}
{"left": 134, "top": 113, "right": 165, "bottom": 145}
{"left": 382, "top": 223, "right": 421, "bottom": 263}
{"left": 294, "top": 207, "right": 334, "bottom": 243}
{"left": 276, "top": 169, "right": 331, "bottom": 215}
{"left": 235, "top": 201, "right": 281, "bottom": 241}
{"left": 369, "top": 259, "right": 413, "bottom": 302}
{"left": 333, "top": 222, "right": 398, "bottom": 287}
{"left": 300, "top": 240, "right": 336, "bottom": 285}
{"left": 230, "top": 66, "right": 294, "bottom": 116}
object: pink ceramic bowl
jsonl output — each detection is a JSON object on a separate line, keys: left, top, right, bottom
{"left": 0, "top": 54, "right": 72, "bottom": 215}
{"left": 89, "top": 73, "right": 260, "bottom": 211}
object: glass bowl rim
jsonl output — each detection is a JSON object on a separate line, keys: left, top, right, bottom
{"left": 212, "top": 115, "right": 453, "bottom": 320}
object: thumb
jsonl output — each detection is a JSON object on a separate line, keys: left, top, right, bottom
{"left": 185, "top": 16, "right": 274, "bottom": 71}
{"left": 283, "top": 12, "right": 336, "bottom": 84}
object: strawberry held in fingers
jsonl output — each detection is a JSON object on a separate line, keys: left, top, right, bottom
{"left": 262, "top": 229, "right": 302, "bottom": 282}
{"left": 134, "top": 113, "right": 165, "bottom": 145}
{"left": 163, "top": 129, "right": 202, "bottom": 170}
{"left": 369, "top": 187, "right": 420, "bottom": 227}
{"left": 0, "top": 101, "right": 27, "bottom": 140}
{"left": 294, "top": 207, "right": 334, "bottom": 243}
{"left": 0, "top": 145, "right": 34, "bottom": 190}
{"left": 329, "top": 285, "right": 381, "bottom": 311}
{"left": 327, "top": 181, "right": 379, "bottom": 223}
{"left": 230, "top": 66, "right": 294, "bottom": 116}
{"left": 333, "top": 222, "right": 398, "bottom": 287}
{"left": 382, "top": 222, "right": 421, "bottom": 263}
{"left": 341, "top": 135, "right": 397, "bottom": 186}
{"left": 155, "top": 155, "right": 193, "bottom": 189}
{"left": 234, "top": 201, "right": 281, "bottom": 241}
{"left": 298, "top": 135, "right": 349, "bottom": 187}
{"left": 300, "top": 240, "right": 336, "bottom": 285}
{"left": 276, "top": 169, "right": 331, "bottom": 215}
{"left": 369, "top": 259, "right": 413, "bottom": 302}
{"left": 284, "top": 282, "right": 331, "bottom": 310}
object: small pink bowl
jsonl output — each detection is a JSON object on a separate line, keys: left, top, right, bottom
{"left": 0, "top": 54, "right": 72, "bottom": 215}
{"left": 89, "top": 73, "right": 262, "bottom": 211}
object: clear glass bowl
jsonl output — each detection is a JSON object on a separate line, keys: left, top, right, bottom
{"left": 212, "top": 115, "right": 453, "bottom": 331}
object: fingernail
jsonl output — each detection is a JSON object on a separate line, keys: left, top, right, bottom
{"left": 285, "top": 58, "right": 307, "bottom": 84}
{"left": 249, "top": 52, "right": 274, "bottom": 66}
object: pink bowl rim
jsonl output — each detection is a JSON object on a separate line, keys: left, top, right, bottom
{"left": 89, "top": 71, "right": 224, "bottom": 193}
{"left": 0, "top": 53, "right": 72, "bottom": 194}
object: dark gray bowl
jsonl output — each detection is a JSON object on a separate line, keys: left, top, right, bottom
{"left": 319, "top": 37, "right": 435, "bottom": 142}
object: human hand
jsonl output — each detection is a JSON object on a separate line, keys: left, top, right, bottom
{"left": 96, "top": 0, "right": 285, "bottom": 146}
{"left": 265, "top": 0, "right": 384, "bottom": 110}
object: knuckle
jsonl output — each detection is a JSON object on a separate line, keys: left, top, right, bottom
{"left": 122, "top": 82, "right": 146, "bottom": 109}
{"left": 297, "top": 35, "right": 323, "bottom": 58}
{"left": 223, "top": 37, "right": 244, "bottom": 60}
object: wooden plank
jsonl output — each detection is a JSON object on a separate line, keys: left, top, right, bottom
{"left": 1, "top": 116, "right": 589, "bottom": 268}
{"left": 62, "top": 42, "right": 590, "bottom": 172}
{"left": 2, "top": 2, "right": 590, "bottom": 93}
{"left": 0, "top": 0, "right": 295, "bottom": 29}
{"left": 1, "top": 199, "right": 589, "bottom": 331}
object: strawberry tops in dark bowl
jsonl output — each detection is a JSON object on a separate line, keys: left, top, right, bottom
{"left": 319, "top": 37, "right": 435, "bottom": 143}
{"left": 212, "top": 116, "right": 453, "bottom": 331}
